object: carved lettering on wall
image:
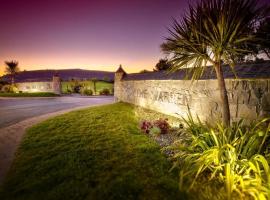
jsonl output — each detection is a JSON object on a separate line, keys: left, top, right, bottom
{"left": 123, "top": 87, "right": 195, "bottom": 106}
{"left": 116, "top": 79, "right": 270, "bottom": 122}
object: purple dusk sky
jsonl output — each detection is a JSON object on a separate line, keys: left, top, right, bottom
{"left": 0, "top": 0, "right": 190, "bottom": 74}
{"left": 0, "top": 0, "right": 269, "bottom": 74}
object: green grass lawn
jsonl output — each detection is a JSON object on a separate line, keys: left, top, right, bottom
{"left": 61, "top": 81, "right": 113, "bottom": 94}
{"left": 0, "top": 92, "right": 59, "bottom": 97}
{"left": 0, "top": 103, "right": 183, "bottom": 200}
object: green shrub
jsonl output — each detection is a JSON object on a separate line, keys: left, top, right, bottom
{"left": 64, "top": 85, "right": 72, "bottom": 94}
{"left": 150, "top": 126, "right": 161, "bottom": 135}
{"left": 73, "top": 85, "right": 81, "bottom": 93}
{"left": 1, "top": 85, "right": 18, "bottom": 93}
{"left": 99, "top": 88, "right": 110, "bottom": 95}
{"left": 66, "top": 88, "right": 72, "bottom": 93}
{"left": 140, "top": 118, "right": 171, "bottom": 135}
{"left": 171, "top": 114, "right": 270, "bottom": 200}
{"left": 153, "top": 118, "right": 170, "bottom": 134}
{"left": 81, "top": 88, "right": 93, "bottom": 96}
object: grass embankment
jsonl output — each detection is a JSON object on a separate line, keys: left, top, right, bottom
{"left": 0, "top": 103, "right": 183, "bottom": 200}
{"left": 0, "top": 92, "right": 59, "bottom": 97}
{"left": 61, "top": 81, "right": 113, "bottom": 94}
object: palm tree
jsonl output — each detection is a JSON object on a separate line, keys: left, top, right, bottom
{"left": 154, "top": 59, "right": 171, "bottom": 71}
{"left": 162, "top": 0, "right": 268, "bottom": 126}
{"left": 5, "top": 60, "right": 19, "bottom": 85}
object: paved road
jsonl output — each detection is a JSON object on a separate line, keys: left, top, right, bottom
{"left": 0, "top": 96, "right": 114, "bottom": 128}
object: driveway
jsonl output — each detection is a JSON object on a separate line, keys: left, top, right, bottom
{"left": 0, "top": 96, "right": 115, "bottom": 183}
{"left": 0, "top": 96, "right": 114, "bottom": 128}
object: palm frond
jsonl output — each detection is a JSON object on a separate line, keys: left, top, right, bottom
{"left": 5, "top": 60, "right": 19, "bottom": 75}
{"left": 162, "top": 0, "right": 269, "bottom": 79}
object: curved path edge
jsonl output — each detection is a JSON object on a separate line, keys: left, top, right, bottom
{"left": 0, "top": 102, "right": 114, "bottom": 184}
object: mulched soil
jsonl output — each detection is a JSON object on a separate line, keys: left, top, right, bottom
{"left": 147, "top": 128, "right": 191, "bottom": 158}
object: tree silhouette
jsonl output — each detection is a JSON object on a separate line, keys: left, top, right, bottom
{"left": 154, "top": 59, "right": 171, "bottom": 71}
{"left": 257, "top": 17, "right": 270, "bottom": 59}
{"left": 5, "top": 60, "right": 19, "bottom": 85}
{"left": 139, "top": 69, "right": 151, "bottom": 73}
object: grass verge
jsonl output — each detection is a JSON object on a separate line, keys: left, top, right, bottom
{"left": 0, "top": 92, "right": 59, "bottom": 97}
{"left": 0, "top": 103, "right": 183, "bottom": 200}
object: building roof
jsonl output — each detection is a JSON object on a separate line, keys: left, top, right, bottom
{"left": 115, "top": 65, "right": 126, "bottom": 74}
{"left": 123, "top": 61, "right": 270, "bottom": 81}
{"left": 1, "top": 69, "right": 115, "bottom": 83}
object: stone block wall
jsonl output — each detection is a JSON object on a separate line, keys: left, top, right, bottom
{"left": 114, "top": 78, "right": 270, "bottom": 122}
{"left": 16, "top": 82, "right": 54, "bottom": 93}
{"left": 15, "top": 75, "right": 61, "bottom": 94}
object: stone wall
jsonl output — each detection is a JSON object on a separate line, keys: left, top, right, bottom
{"left": 16, "top": 82, "right": 54, "bottom": 93}
{"left": 114, "top": 78, "right": 270, "bottom": 122}
{"left": 16, "top": 75, "right": 61, "bottom": 94}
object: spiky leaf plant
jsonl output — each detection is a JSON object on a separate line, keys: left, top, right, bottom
{"left": 171, "top": 116, "right": 270, "bottom": 200}
{"left": 5, "top": 60, "right": 19, "bottom": 85}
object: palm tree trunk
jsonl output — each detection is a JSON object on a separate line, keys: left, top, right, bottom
{"left": 214, "top": 63, "right": 230, "bottom": 126}
{"left": 11, "top": 75, "right": 14, "bottom": 86}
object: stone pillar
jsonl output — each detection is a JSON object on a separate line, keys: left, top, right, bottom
{"left": 52, "top": 75, "right": 61, "bottom": 95}
{"left": 114, "top": 65, "right": 126, "bottom": 102}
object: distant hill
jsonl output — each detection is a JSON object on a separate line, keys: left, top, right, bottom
{"left": 0, "top": 69, "right": 115, "bottom": 83}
